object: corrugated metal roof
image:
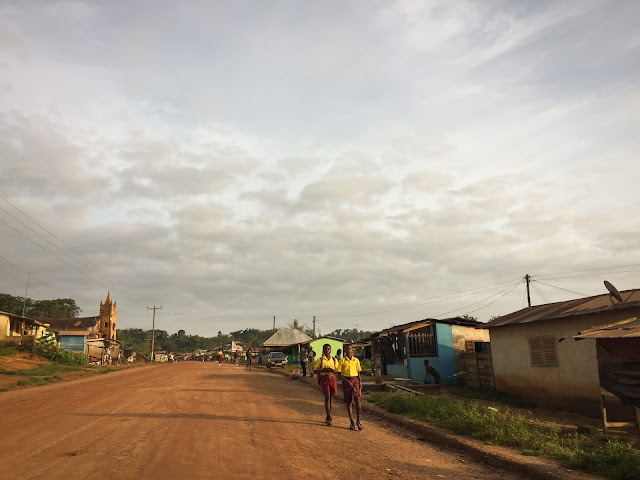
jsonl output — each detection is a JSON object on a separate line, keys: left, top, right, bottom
{"left": 572, "top": 318, "right": 640, "bottom": 340}
{"left": 263, "top": 328, "right": 312, "bottom": 346}
{"left": 486, "top": 289, "right": 640, "bottom": 328}
{"left": 372, "top": 316, "right": 484, "bottom": 337}
{"left": 38, "top": 316, "right": 100, "bottom": 330}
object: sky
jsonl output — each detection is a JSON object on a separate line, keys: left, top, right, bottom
{"left": 1, "top": 0, "right": 640, "bottom": 336}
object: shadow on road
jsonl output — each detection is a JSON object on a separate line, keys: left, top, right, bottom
{"left": 68, "top": 411, "right": 322, "bottom": 426}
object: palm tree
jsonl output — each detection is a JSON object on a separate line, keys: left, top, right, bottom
{"left": 287, "top": 318, "right": 307, "bottom": 331}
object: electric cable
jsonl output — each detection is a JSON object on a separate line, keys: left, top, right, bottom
{"left": 533, "top": 280, "right": 588, "bottom": 297}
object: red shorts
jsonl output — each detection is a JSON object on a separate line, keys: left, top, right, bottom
{"left": 342, "top": 377, "right": 361, "bottom": 404}
{"left": 318, "top": 375, "right": 338, "bottom": 396}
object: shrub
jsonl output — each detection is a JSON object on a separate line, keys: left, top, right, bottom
{"left": 33, "top": 334, "right": 88, "bottom": 365}
{"left": 360, "top": 358, "right": 372, "bottom": 370}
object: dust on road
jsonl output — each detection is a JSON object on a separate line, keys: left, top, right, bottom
{"left": 0, "top": 362, "right": 525, "bottom": 480}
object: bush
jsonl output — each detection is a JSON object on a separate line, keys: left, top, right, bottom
{"left": 33, "top": 334, "right": 88, "bottom": 365}
{"left": 360, "top": 358, "right": 372, "bottom": 370}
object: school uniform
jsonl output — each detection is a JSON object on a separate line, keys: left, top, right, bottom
{"left": 314, "top": 355, "right": 338, "bottom": 396}
{"left": 338, "top": 356, "right": 362, "bottom": 404}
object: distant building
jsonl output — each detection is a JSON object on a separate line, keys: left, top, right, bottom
{"left": 262, "top": 328, "right": 313, "bottom": 364}
{"left": 0, "top": 311, "right": 48, "bottom": 345}
{"left": 39, "top": 292, "right": 120, "bottom": 362}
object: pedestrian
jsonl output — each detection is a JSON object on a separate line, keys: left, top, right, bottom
{"left": 314, "top": 344, "right": 339, "bottom": 426}
{"left": 338, "top": 344, "right": 363, "bottom": 430}
{"left": 217, "top": 349, "right": 224, "bottom": 366}
{"left": 308, "top": 346, "right": 316, "bottom": 378}
{"left": 233, "top": 350, "right": 239, "bottom": 365}
{"left": 423, "top": 359, "right": 442, "bottom": 384}
{"left": 299, "top": 347, "right": 308, "bottom": 377}
{"left": 334, "top": 348, "right": 342, "bottom": 362}
{"left": 246, "top": 348, "right": 252, "bottom": 370}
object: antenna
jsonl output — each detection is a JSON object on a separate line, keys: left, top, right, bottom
{"left": 604, "top": 280, "right": 623, "bottom": 303}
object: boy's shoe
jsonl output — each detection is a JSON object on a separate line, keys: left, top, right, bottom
{"left": 349, "top": 420, "right": 356, "bottom": 431}
{"left": 356, "top": 420, "right": 363, "bottom": 430}
{"left": 325, "top": 416, "right": 332, "bottom": 426}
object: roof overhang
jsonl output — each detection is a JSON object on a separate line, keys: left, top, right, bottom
{"left": 559, "top": 317, "right": 640, "bottom": 342}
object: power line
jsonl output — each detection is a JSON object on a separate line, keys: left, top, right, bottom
{"left": 533, "top": 268, "right": 640, "bottom": 281}
{"left": 0, "top": 194, "right": 149, "bottom": 302}
{"left": 433, "top": 280, "right": 523, "bottom": 319}
{"left": 318, "top": 277, "right": 522, "bottom": 318}
{"left": 530, "top": 281, "right": 550, "bottom": 304}
{"left": 0, "top": 256, "right": 46, "bottom": 287}
{"left": 534, "top": 280, "right": 588, "bottom": 298}
{"left": 534, "top": 263, "right": 640, "bottom": 278}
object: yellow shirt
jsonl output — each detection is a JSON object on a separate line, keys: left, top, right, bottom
{"left": 339, "top": 356, "right": 361, "bottom": 377}
{"left": 314, "top": 355, "right": 338, "bottom": 376}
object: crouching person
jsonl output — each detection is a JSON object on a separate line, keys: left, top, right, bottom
{"left": 339, "top": 344, "right": 363, "bottom": 430}
{"left": 314, "top": 343, "right": 338, "bottom": 426}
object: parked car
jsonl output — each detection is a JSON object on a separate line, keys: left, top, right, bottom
{"left": 266, "top": 351, "right": 288, "bottom": 368}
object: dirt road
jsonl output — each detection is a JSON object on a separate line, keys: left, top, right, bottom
{"left": 0, "top": 362, "right": 528, "bottom": 480}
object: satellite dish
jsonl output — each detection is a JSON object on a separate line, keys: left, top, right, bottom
{"left": 604, "top": 281, "right": 623, "bottom": 303}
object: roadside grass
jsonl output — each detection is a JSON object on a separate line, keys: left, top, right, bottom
{"left": 369, "top": 392, "right": 640, "bottom": 480}
{"left": 0, "top": 347, "right": 17, "bottom": 356}
{"left": 450, "top": 387, "right": 535, "bottom": 408}
{"left": 0, "top": 363, "right": 82, "bottom": 377}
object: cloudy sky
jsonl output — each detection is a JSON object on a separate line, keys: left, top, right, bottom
{"left": 1, "top": 0, "right": 639, "bottom": 336}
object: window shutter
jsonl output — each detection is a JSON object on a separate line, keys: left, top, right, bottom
{"left": 465, "top": 340, "right": 475, "bottom": 352}
{"left": 529, "top": 337, "right": 543, "bottom": 366}
{"left": 542, "top": 336, "right": 558, "bottom": 366}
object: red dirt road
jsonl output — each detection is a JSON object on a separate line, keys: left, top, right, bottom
{"left": 0, "top": 362, "right": 527, "bottom": 480}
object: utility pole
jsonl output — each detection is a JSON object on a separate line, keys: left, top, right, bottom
{"left": 525, "top": 274, "right": 531, "bottom": 307}
{"left": 313, "top": 315, "right": 316, "bottom": 339}
{"left": 273, "top": 315, "right": 276, "bottom": 333}
{"left": 22, "top": 273, "right": 30, "bottom": 317}
{"left": 147, "top": 306, "right": 162, "bottom": 361}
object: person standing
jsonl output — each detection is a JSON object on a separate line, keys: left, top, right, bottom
{"left": 299, "top": 347, "right": 308, "bottom": 377}
{"left": 233, "top": 350, "right": 239, "bottom": 365}
{"left": 308, "top": 346, "right": 316, "bottom": 378}
{"left": 338, "top": 344, "right": 363, "bottom": 430}
{"left": 334, "top": 349, "right": 342, "bottom": 362}
{"left": 246, "top": 348, "right": 252, "bottom": 370}
{"left": 314, "top": 344, "right": 338, "bottom": 426}
{"left": 217, "top": 349, "right": 224, "bottom": 366}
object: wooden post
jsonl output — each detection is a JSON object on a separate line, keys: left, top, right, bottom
{"left": 635, "top": 406, "right": 640, "bottom": 434}
{"left": 600, "top": 393, "right": 608, "bottom": 433}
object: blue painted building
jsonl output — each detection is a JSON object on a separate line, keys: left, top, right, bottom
{"left": 372, "top": 317, "right": 490, "bottom": 384}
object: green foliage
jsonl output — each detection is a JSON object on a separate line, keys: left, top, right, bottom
{"left": 0, "top": 293, "right": 81, "bottom": 318}
{"left": 33, "top": 333, "right": 88, "bottom": 365}
{"left": 1, "top": 364, "right": 81, "bottom": 376}
{"left": 360, "top": 358, "right": 372, "bottom": 370}
{"left": 326, "top": 328, "right": 374, "bottom": 342}
{"left": 369, "top": 392, "right": 640, "bottom": 480}
{"left": 452, "top": 387, "right": 534, "bottom": 408}
{"left": 17, "top": 380, "right": 28, "bottom": 387}
{"left": 0, "top": 346, "right": 16, "bottom": 356}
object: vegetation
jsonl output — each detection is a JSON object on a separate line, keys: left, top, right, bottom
{"left": 451, "top": 387, "right": 535, "bottom": 408}
{"left": 325, "top": 328, "right": 374, "bottom": 342}
{"left": 369, "top": 392, "right": 640, "bottom": 480}
{"left": 33, "top": 333, "right": 88, "bottom": 365}
{"left": 0, "top": 293, "right": 81, "bottom": 318}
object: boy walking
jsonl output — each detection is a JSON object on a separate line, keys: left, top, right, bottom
{"left": 246, "top": 348, "right": 252, "bottom": 370}
{"left": 338, "top": 344, "right": 363, "bottom": 430}
{"left": 308, "top": 346, "right": 316, "bottom": 378}
{"left": 314, "top": 344, "right": 338, "bottom": 426}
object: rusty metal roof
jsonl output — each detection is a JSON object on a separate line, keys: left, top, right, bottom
{"left": 486, "top": 289, "right": 640, "bottom": 328}
{"left": 571, "top": 318, "right": 640, "bottom": 340}
{"left": 37, "top": 316, "right": 100, "bottom": 330}
{"left": 372, "top": 316, "right": 485, "bottom": 337}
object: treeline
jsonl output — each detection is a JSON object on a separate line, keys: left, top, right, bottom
{"left": 0, "top": 293, "right": 81, "bottom": 318}
{"left": 118, "top": 327, "right": 374, "bottom": 355}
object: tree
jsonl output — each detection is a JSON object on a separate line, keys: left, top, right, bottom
{"left": 287, "top": 318, "right": 308, "bottom": 331}
{"left": 0, "top": 293, "right": 81, "bottom": 318}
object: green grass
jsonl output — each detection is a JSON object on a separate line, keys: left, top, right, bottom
{"left": 0, "top": 363, "right": 82, "bottom": 377}
{"left": 451, "top": 387, "right": 535, "bottom": 408}
{"left": 0, "top": 347, "right": 17, "bottom": 356}
{"left": 369, "top": 392, "right": 640, "bottom": 480}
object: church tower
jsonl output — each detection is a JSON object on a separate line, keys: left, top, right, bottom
{"left": 99, "top": 292, "right": 117, "bottom": 341}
